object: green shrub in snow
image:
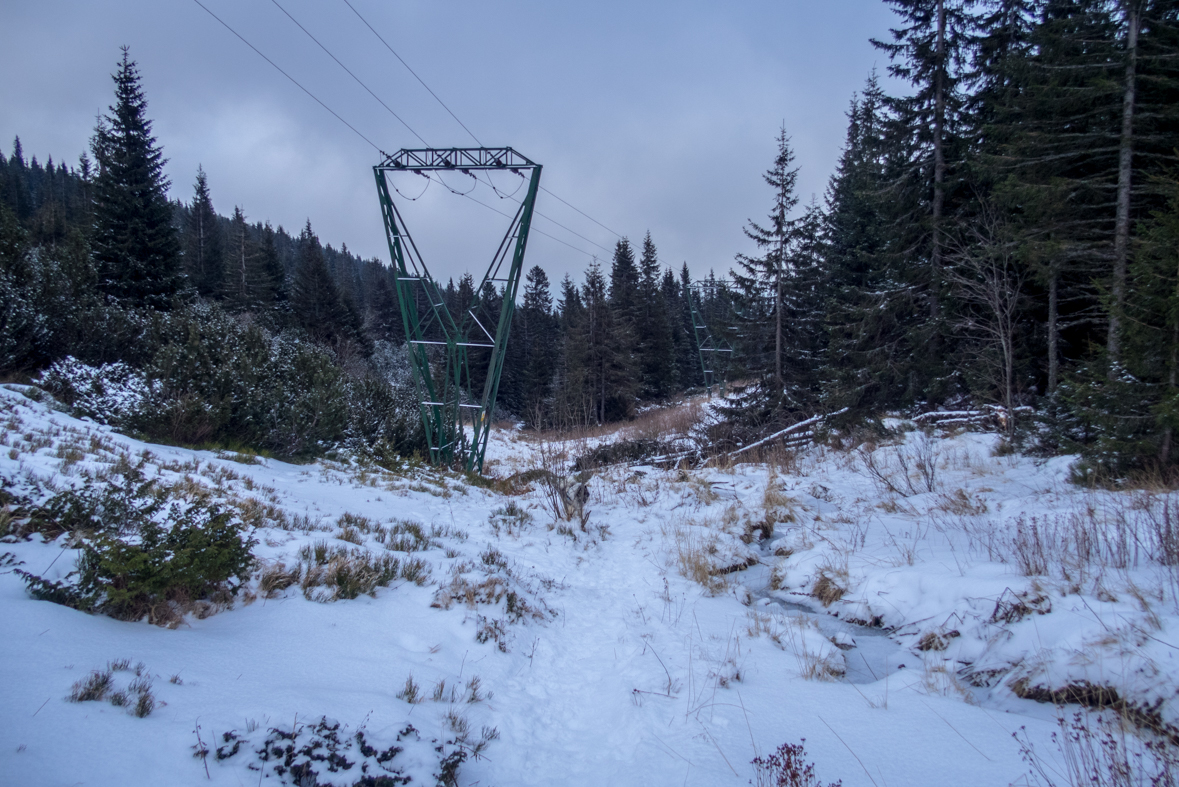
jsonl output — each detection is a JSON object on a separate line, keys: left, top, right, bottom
{"left": 16, "top": 465, "right": 255, "bottom": 624}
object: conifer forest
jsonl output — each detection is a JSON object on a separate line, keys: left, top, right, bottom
{"left": 4, "top": 2, "right": 1179, "bottom": 479}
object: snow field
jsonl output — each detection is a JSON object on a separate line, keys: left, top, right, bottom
{"left": 2, "top": 385, "right": 1176, "bottom": 785}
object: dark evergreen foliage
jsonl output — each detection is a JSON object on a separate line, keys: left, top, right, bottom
{"left": 7, "top": 22, "right": 1179, "bottom": 476}
{"left": 185, "top": 167, "right": 224, "bottom": 297}
{"left": 90, "top": 49, "right": 181, "bottom": 310}
{"left": 291, "top": 220, "right": 364, "bottom": 351}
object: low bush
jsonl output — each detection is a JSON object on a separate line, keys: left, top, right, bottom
{"left": 16, "top": 466, "right": 255, "bottom": 625}
{"left": 35, "top": 304, "right": 425, "bottom": 462}
{"left": 1015, "top": 710, "right": 1179, "bottom": 787}
{"left": 752, "top": 740, "right": 842, "bottom": 787}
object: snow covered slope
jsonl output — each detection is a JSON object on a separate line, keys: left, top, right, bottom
{"left": 2, "top": 386, "right": 1176, "bottom": 786}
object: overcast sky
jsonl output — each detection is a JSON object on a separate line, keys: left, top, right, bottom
{"left": 1, "top": 0, "right": 903, "bottom": 286}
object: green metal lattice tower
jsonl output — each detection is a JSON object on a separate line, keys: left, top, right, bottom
{"left": 374, "top": 148, "right": 541, "bottom": 473}
{"left": 686, "top": 279, "right": 734, "bottom": 397}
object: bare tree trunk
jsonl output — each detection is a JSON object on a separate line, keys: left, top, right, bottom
{"left": 197, "top": 211, "right": 206, "bottom": 284}
{"left": 1047, "top": 268, "right": 1059, "bottom": 394}
{"left": 946, "top": 207, "right": 1024, "bottom": 436}
{"left": 1164, "top": 257, "right": 1179, "bottom": 467}
{"left": 930, "top": 0, "right": 947, "bottom": 327}
{"left": 1163, "top": 321, "right": 1176, "bottom": 465}
{"left": 1108, "top": 0, "right": 1140, "bottom": 369}
{"left": 1004, "top": 322, "right": 1016, "bottom": 436}
{"left": 775, "top": 253, "right": 783, "bottom": 387}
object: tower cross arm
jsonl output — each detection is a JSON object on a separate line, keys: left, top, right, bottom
{"left": 377, "top": 147, "right": 538, "bottom": 172}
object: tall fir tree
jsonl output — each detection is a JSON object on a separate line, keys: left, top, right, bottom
{"left": 518, "top": 265, "right": 559, "bottom": 425}
{"left": 554, "top": 273, "right": 589, "bottom": 426}
{"left": 606, "top": 239, "right": 640, "bottom": 415}
{"left": 995, "top": 0, "right": 1125, "bottom": 393}
{"left": 185, "top": 166, "right": 224, "bottom": 297}
{"left": 732, "top": 125, "right": 801, "bottom": 407}
{"left": 821, "top": 75, "right": 915, "bottom": 412}
{"left": 291, "top": 220, "right": 361, "bottom": 348}
{"left": 872, "top": 0, "right": 979, "bottom": 388}
{"left": 636, "top": 232, "right": 675, "bottom": 399}
{"left": 90, "top": 47, "right": 181, "bottom": 309}
{"left": 584, "top": 260, "right": 626, "bottom": 422}
{"left": 222, "top": 206, "right": 273, "bottom": 312}
{"left": 257, "top": 221, "right": 286, "bottom": 306}
{"left": 675, "top": 263, "right": 702, "bottom": 389}
{"left": 780, "top": 201, "right": 827, "bottom": 408}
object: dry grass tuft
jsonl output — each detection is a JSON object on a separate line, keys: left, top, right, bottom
{"left": 811, "top": 573, "right": 846, "bottom": 607}
{"left": 396, "top": 674, "right": 422, "bottom": 704}
{"left": 69, "top": 670, "right": 113, "bottom": 702}
{"left": 258, "top": 562, "right": 300, "bottom": 598}
{"left": 937, "top": 488, "right": 989, "bottom": 516}
{"left": 670, "top": 524, "right": 726, "bottom": 594}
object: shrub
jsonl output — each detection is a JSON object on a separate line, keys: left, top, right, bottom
{"left": 38, "top": 356, "right": 153, "bottom": 426}
{"left": 1015, "top": 710, "right": 1179, "bottom": 787}
{"left": 75, "top": 503, "right": 254, "bottom": 621}
{"left": 17, "top": 467, "right": 255, "bottom": 624}
{"left": 752, "top": 740, "right": 842, "bottom": 787}
{"left": 37, "top": 303, "right": 425, "bottom": 462}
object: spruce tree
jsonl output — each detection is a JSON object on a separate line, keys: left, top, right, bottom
{"left": 662, "top": 266, "right": 688, "bottom": 394}
{"left": 519, "top": 265, "right": 558, "bottom": 424}
{"left": 185, "top": 166, "right": 224, "bottom": 297}
{"left": 781, "top": 201, "right": 827, "bottom": 408}
{"left": 291, "top": 220, "right": 361, "bottom": 348}
{"left": 257, "top": 221, "right": 286, "bottom": 306}
{"left": 555, "top": 273, "right": 589, "bottom": 426}
{"left": 822, "top": 75, "right": 914, "bottom": 412}
{"left": 1120, "top": 175, "right": 1179, "bottom": 468}
{"left": 872, "top": 0, "right": 979, "bottom": 385}
{"left": 90, "top": 47, "right": 181, "bottom": 310}
{"left": 606, "top": 239, "right": 640, "bottom": 414}
{"left": 733, "top": 126, "right": 800, "bottom": 400}
{"left": 676, "top": 263, "right": 702, "bottom": 389}
{"left": 994, "top": 0, "right": 1126, "bottom": 392}
{"left": 636, "top": 232, "right": 675, "bottom": 399}
{"left": 584, "top": 261, "right": 624, "bottom": 422}
{"left": 223, "top": 206, "right": 273, "bottom": 312}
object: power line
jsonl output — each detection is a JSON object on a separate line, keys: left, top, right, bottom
{"left": 279, "top": 1, "right": 616, "bottom": 256}
{"left": 340, "top": 0, "right": 625, "bottom": 244}
{"left": 191, "top": 0, "right": 381, "bottom": 153}
{"left": 196, "top": 0, "right": 619, "bottom": 261}
{"left": 420, "top": 172, "right": 605, "bottom": 261}
{"left": 340, "top": 0, "right": 484, "bottom": 148}
{"left": 269, "top": 0, "right": 428, "bottom": 146}
{"left": 475, "top": 172, "right": 615, "bottom": 255}
{"left": 539, "top": 186, "right": 623, "bottom": 239}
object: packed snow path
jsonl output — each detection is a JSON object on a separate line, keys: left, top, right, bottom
{"left": 3, "top": 387, "right": 1177, "bottom": 786}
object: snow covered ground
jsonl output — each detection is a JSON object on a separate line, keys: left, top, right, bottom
{"left": 2, "top": 385, "right": 1177, "bottom": 786}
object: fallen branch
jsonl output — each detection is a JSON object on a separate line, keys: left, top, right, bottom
{"left": 727, "top": 408, "right": 849, "bottom": 459}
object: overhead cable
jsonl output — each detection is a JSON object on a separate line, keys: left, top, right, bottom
{"left": 539, "top": 186, "right": 623, "bottom": 239}
{"left": 196, "top": 0, "right": 620, "bottom": 261}
{"left": 340, "top": 0, "right": 484, "bottom": 148}
{"left": 475, "top": 173, "right": 615, "bottom": 255}
{"left": 191, "top": 0, "right": 381, "bottom": 152}
{"left": 341, "top": 0, "right": 624, "bottom": 243}
{"left": 421, "top": 173, "right": 606, "bottom": 261}
{"left": 278, "top": 2, "right": 616, "bottom": 256}
{"left": 269, "top": 0, "right": 428, "bottom": 146}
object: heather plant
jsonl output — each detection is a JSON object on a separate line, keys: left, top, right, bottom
{"left": 752, "top": 740, "right": 842, "bottom": 787}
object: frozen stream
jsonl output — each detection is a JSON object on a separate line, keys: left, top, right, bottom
{"left": 738, "top": 563, "right": 911, "bottom": 686}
